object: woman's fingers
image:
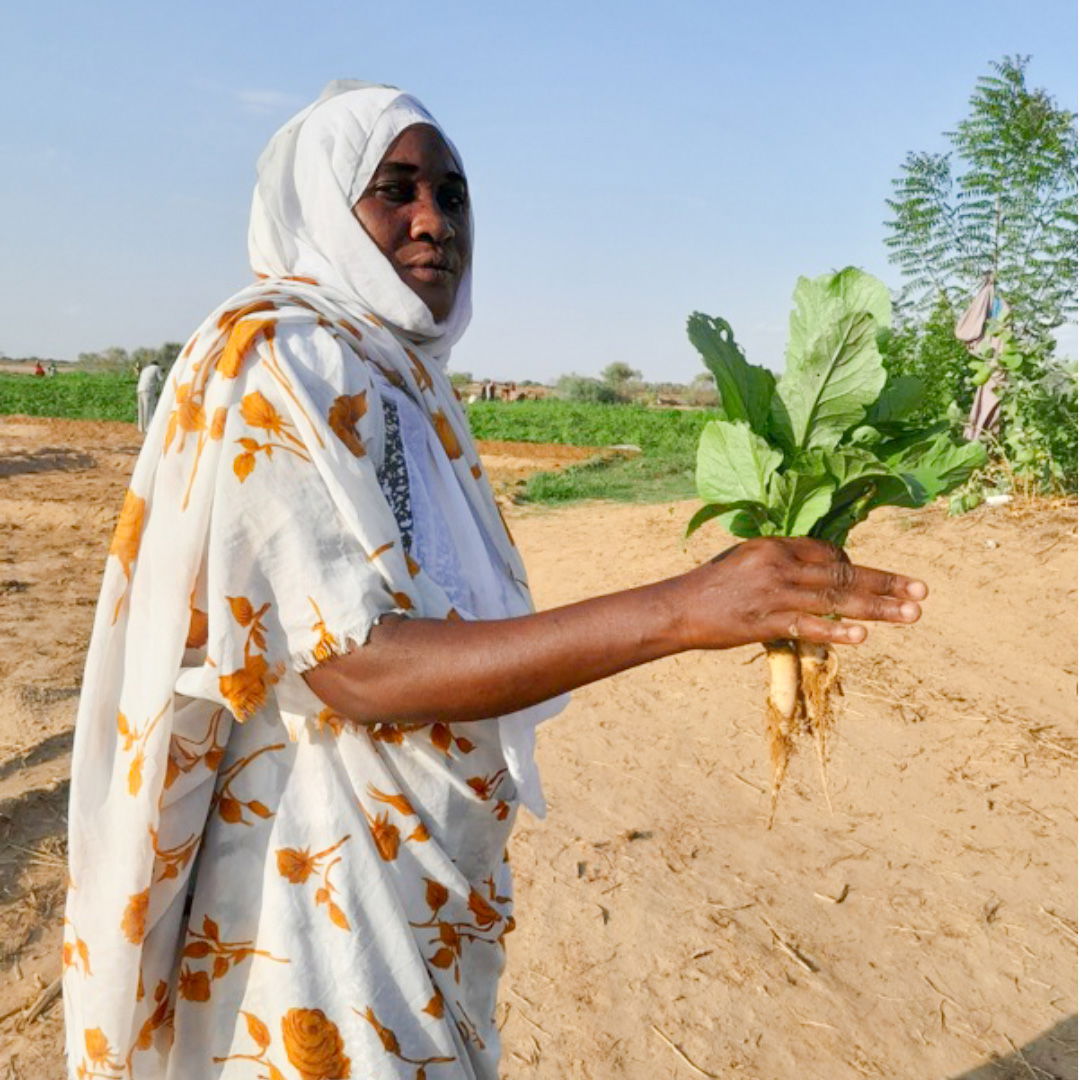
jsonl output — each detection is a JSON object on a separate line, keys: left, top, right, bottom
{"left": 779, "top": 613, "right": 868, "bottom": 645}
{"left": 793, "top": 557, "right": 929, "bottom": 604}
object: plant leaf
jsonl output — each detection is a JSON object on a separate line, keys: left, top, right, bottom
{"left": 686, "top": 500, "right": 769, "bottom": 538}
{"left": 820, "top": 265, "right": 892, "bottom": 327}
{"left": 767, "top": 472, "right": 836, "bottom": 536}
{"left": 861, "top": 375, "right": 926, "bottom": 427}
{"left": 696, "top": 420, "right": 783, "bottom": 509}
{"left": 687, "top": 314, "right": 775, "bottom": 434}
{"left": 772, "top": 270, "right": 889, "bottom": 452}
{"left": 887, "top": 433, "right": 988, "bottom": 502}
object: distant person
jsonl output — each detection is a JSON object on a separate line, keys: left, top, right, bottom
{"left": 33, "top": 361, "right": 45, "bottom": 377}
{"left": 136, "top": 360, "right": 163, "bottom": 433}
{"left": 47, "top": 361, "right": 58, "bottom": 377}
{"left": 65, "top": 80, "right": 927, "bottom": 1080}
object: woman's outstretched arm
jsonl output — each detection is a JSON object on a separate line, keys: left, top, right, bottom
{"left": 303, "top": 537, "right": 927, "bottom": 725}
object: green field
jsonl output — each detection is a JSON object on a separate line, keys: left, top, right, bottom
{"left": 0, "top": 374, "right": 711, "bottom": 504}
{"left": 0, "top": 372, "right": 137, "bottom": 422}
{"left": 467, "top": 400, "right": 712, "bottom": 503}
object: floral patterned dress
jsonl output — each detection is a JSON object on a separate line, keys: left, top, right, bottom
{"left": 64, "top": 282, "right": 562, "bottom": 1080}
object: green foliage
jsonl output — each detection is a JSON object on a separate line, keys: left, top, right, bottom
{"left": 520, "top": 452, "right": 698, "bottom": 504}
{"left": 600, "top": 361, "right": 642, "bottom": 387}
{"left": 0, "top": 371, "right": 136, "bottom": 422}
{"left": 466, "top": 399, "right": 713, "bottom": 453}
{"left": 466, "top": 398, "right": 714, "bottom": 505}
{"left": 880, "top": 294, "right": 975, "bottom": 422}
{"left": 554, "top": 373, "right": 619, "bottom": 404}
{"left": 689, "top": 268, "right": 986, "bottom": 546}
{"left": 969, "top": 314, "right": 1078, "bottom": 492}
{"left": 885, "top": 56, "right": 1077, "bottom": 343}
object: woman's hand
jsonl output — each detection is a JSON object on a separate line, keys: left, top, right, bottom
{"left": 664, "top": 536, "right": 928, "bottom": 652}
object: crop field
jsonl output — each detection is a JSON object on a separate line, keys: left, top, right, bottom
{"left": 0, "top": 372, "right": 138, "bottom": 423}
{"left": 0, "top": 373, "right": 715, "bottom": 503}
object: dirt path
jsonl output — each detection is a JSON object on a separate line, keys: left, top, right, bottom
{"left": 0, "top": 417, "right": 1075, "bottom": 1079}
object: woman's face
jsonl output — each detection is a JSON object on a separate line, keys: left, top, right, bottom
{"left": 352, "top": 124, "right": 471, "bottom": 322}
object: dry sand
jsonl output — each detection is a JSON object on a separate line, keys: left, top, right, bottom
{"left": 0, "top": 416, "right": 1075, "bottom": 1079}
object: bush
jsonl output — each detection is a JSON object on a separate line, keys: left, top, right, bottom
{"left": 554, "top": 374, "right": 619, "bottom": 404}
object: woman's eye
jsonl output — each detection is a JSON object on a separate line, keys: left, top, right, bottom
{"left": 375, "top": 183, "right": 411, "bottom": 202}
{"left": 441, "top": 189, "right": 468, "bottom": 212}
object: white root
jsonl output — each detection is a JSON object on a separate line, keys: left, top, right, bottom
{"left": 762, "top": 639, "right": 843, "bottom": 826}
{"left": 764, "top": 641, "right": 802, "bottom": 828}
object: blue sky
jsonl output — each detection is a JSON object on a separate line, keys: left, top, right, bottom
{"left": 1, "top": 0, "right": 1075, "bottom": 381}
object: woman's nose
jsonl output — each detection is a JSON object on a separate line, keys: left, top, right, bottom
{"left": 409, "top": 191, "right": 454, "bottom": 243}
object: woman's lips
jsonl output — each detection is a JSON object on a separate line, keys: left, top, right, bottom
{"left": 405, "top": 264, "right": 456, "bottom": 284}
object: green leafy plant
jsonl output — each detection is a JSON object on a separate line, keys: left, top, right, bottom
{"left": 687, "top": 267, "right": 986, "bottom": 822}
{"left": 967, "top": 312, "right": 1078, "bottom": 495}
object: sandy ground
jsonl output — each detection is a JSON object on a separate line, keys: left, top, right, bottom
{"left": 0, "top": 416, "right": 1075, "bottom": 1080}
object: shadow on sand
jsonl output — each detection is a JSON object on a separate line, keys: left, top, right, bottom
{"left": 949, "top": 1015, "right": 1077, "bottom": 1080}
{"left": 0, "top": 447, "right": 96, "bottom": 478}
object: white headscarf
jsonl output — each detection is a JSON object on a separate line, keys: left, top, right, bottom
{"left": 248, "top": 79, "right": 473, "bottom": 353}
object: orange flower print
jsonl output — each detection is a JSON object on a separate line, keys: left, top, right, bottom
{"left": 240, "top": 390, "right": 288, "bottom": 435}
{"left": 209, "top": 405, "right": 228, "bottom": 441}
{"left": 216, "top": 314, "right": 276, "bottom": 379}
{"left": 180, "top": 914, "right": 288, "bottom": 1002}
{"left": 328, "top": 392, "right": 369, "bottom": 457}
{"left": 430, "top": 410, "right": 462, "bottom": 460}
{"left": 276, "top": 847, "right": 317, "bottom": 885}
{"left": 365, "top": 811, "right": 400, "bottom": 861}
{"left": 405, "top": 348, "right": 433, "bottom": 392}
{"left": 121, "top": 889, "right": 149, "bottom": 945}
{"left": 308, "top": 598, "right": 338, "bottom": 663}
{"left": 233, "top": 392, "right": 310, "bottom": 481}
{"left": 116, "top": 701, "right": 169, "bottom": 797}
{"left": 391, "top": 590, "right": 415, "bottom": 611}
{"left": 186, "top": 594, "right": 209, "bottom": 650}
{"left": 62, "top": 919, "right": 92, "bottom": 975}
{"left": 429, "top": 723, "right": 475, "bottom": 759}
{"left": 165, "top": 706, "right": 226, "bottom": 790}
{"left": 219, "top": 653, "right": 272, "bottom": 719}
{"left": 109, "top": 489, "right": 146, "bottom": 581}
{"left": 315, "top": 707, "right": 348, "bottom": 736}
{"left": 174, "top": 381, "right": 207, "bottom": 437}
{"left": 276, "top": 836, "right": 352, "bottom": 930}
{"left": 151, "top": 827, "right": 201, "bottom": 886}
{"left": 218, "top": 595, "right": 279, "bottom": 720}
{"left": 360, "top": 786, "right": 429, "bottom": 859}
{"left": 214, "top": 1009, "right": 288, "bottom": 1076}
{"left": 211, "top": 741, "right": 284, "bottom": 826}
{"left": 281, "top": 1008, "right": 352, "bottom": 1080}
{"left": 79, "top": 1027, "right": 125, "bottom": 1078}
{"left": 178, "top": 967, "right": 211, "bottom": 1002}
{"left": 467, "top": 889, "right": 500, "bottom": 932}
{"left": 109, "top": 488, "right": 145, "bottom": 622}
{"left": 358, "top": 1006, "right": 456, "bottom": 1076}
{"left": 129, "top": 980, "right": 174, "bottom": 1060}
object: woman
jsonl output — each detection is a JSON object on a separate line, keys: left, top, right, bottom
{"left": 63, "top": 81, "right": 926, "bottom": 1079}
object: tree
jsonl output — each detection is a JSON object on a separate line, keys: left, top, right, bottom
{"left": 600, "top": 361, "right": 642, "bottom": 387}
{"left": 157, "top": 342, "right": 182, "bottom": 373}
{"left": 885, "top": 56, "right": 1077, "bottom": 344}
